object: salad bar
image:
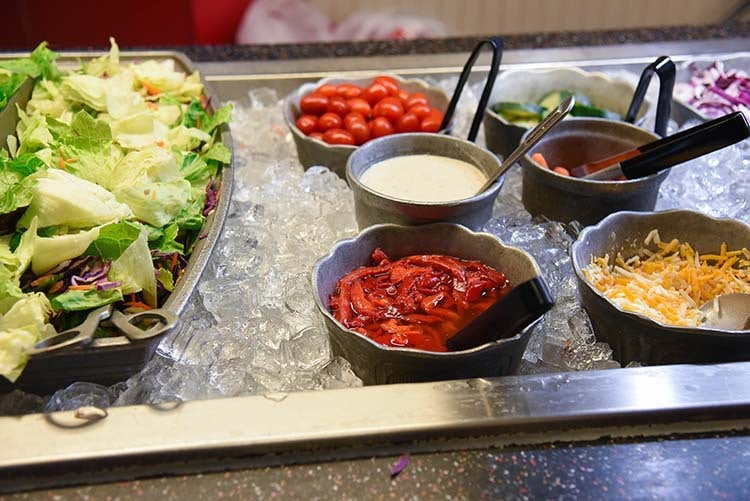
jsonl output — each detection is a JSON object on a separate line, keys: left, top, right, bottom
{"left": 1, "top": 36, "right": 750, "bottom": 490}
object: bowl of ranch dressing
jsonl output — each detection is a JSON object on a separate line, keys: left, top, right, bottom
{"left": 346, "top": 132, "right": 504, "bottom": 230}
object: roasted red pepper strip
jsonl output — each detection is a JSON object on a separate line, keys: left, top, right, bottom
{"left": 329, "top": 249, "right": 511, "bottom": 352}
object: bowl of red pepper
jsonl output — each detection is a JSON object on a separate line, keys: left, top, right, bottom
{"left": 283, "top": 74, "right": 450, "bottom": 179}
{"left": 312, "top": 223, "right": 548, "bottom": 385}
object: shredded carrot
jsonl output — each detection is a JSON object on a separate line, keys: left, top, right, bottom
{"left": 48, "top": 281, "right": 64, "bottom": 294}
{"left": 142, "top": 81, "right": 161, "bottom": 96}
{"left": 146, "top": 102, "right": 159, "bottom": 111}
{"left": 155, "top": 140, "right": 165, "bottom": 147}
{"left": 151, "top": 190, "right": 157, "bottom": 200}
{"left": 68, "top": 285, "right": 94, "bottom": 291}
{"left": 170, "top": 252, "right": 178, "bottom": 270}
{"left": 58, "top": 148, "right": 65, "bottom": 170}
{"left": 123, "top": 301, "right": 153, "bottom": 311}
{"left": 130, "top": 293, "right": 136, "bottom": 302}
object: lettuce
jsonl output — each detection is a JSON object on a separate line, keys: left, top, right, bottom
{"left": 84, "top": 220, "right": 141, "bottom": 260}
{"left": 167, "top": 125, "right": 211, "bottom": 151}
{"left": 113, "top": 178, "right": 191, "bottom": 227}
{"left": 109, "top": 224, "right": 157, "bottom": 306}
{"left": 83, "top": 37, "right": 120, "bottom": 79}
{"left": 0, "top": 292, "right": 55, "bottom": 382}
{"left": 31, "top": 225, "right": 101, "bottom": 275}
{"left": 18, "top": 168, "right": 132, "bottom": 230}
{"left": 61, "top": 73, "right": 107, "bottom": 111}
{"left": 50, "top": 288, "right": 122, "bottom": 312}
{"left": 109, "top": 145, "right": 179, "bottom": 192}
{"left": 0, "top": 41, "right": 60, "bottom": 93}
{"left": 0, "top": 152, "right": 44, "bottom": 215}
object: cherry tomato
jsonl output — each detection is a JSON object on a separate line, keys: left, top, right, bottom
{"left": 323, "top": 128, "right": 356, "bottom": 145}
{"left": 369, "top": 117, "right": 394, "bottom": 138}
{"left": 309, "top": 131, "right": 324, "bottom": 140}
{"left": 295, "top": 114, "right": 320, "bottom": 135}
{"left": 408, "top": 103, "right": 432, "bottom": 120}
{"left": 373, "top": 97, "right": 404, "bottom": 123}
{"left": 420, "top": 109, "right": 444, "bottom": 132}
{"left": 395, "top": 112, "right": 420, "bottom": 133}
{"left": 396, "top": 89, "right": 410, "bottom": 106}
{"left": 300, "top": 93, "right": 329, "bottom": 115}
{"left": 344, "top": 112, "right": 366, "bottom": 129}
{"left": 327, "top": 96, "right": 349, "bottom": 117}
{"left": 318, "top": 112, "right": 343, "bottom": 131}
{"left": 405, "top": 92, "right": 429, "bottom": 109}
{"left": 336, "top": 83, "right": 362, "bottom": 99}
{"left": 316, "top": 83, "right": 338, "bottom": 97}
{"left": 346, "top": 98, "right": 372, "bottom": 118}
{"left": 346, "top": 120, "right": 371, "bottom": 145}
{"left": 362, "top": 83, "right": 389, "bottom": 105}
{"left": 374, "top": 75, "right": 400, "bottom": 95}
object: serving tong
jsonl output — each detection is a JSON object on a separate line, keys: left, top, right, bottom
{"left": 28, "top": 305, "right": 179, "bottom": 357}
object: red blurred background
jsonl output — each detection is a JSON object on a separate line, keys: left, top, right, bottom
{"left": 0, "top": 0, "right": 253, "bottom": 49}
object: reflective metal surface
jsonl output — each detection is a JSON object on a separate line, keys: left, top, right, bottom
{"left": 1, "top": 38, "right": 750, "bottom": 484}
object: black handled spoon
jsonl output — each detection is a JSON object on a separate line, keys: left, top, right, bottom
{"left": 446, "top": 277, "right": 554, "bottom": 352}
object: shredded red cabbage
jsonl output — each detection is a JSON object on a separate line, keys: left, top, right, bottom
{"left": 675, "top": 61, "right": 750, "bottom": 120}
{"left": 390, "top": 453, "right": 410, "bottom": 478}
{"left": 203, "top": 177, "right": 221, "bottom": 216}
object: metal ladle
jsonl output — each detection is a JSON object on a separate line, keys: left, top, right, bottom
{"left": 476, "top": 94, "right": 575, "bottom": 194}
{"left": 699, "top": 293, "right": 750, "bottom": 331}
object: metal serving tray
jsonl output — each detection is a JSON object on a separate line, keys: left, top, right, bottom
{"left": 1, "top": 38, "right": 749, "bottom": 491}
{"left": 0, "top": 51, "right": 233, "bottom": 393}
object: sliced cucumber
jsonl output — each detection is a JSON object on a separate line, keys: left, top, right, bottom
{"left": 538, "top": 91, "right": 572, "bottom": 113}
{"left": 570, "top": 103, "right": 621, "bottom": 120}
{"left": 492, "top": 102, "right": 544, "bottom": 124}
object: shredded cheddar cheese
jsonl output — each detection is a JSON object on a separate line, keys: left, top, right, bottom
{"left": 583, "top": 231, "right": 750, "bottom": 327}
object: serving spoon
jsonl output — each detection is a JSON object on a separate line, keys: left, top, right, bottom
{"left": 699, "top": 293, "right": 750, "bottom": 331}
{"left": 476, "top": 94, "right": 575, "bottom": 194}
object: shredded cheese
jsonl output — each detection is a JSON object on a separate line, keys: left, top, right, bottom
{"left": 583, "top": 230, "right": 750, "bottom": 327}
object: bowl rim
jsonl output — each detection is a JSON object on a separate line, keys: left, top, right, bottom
{"left": 283, "top": 73, "right": 452, "bottom": 152}
{"left": 345, "top": 132, "right": 504, "bottom": 208}
{"left": 521, "top": 117, "right": 670, "bottom": 187}
{"left": 484, "top": 65, "right": 649, "bottom": 129}
{"left": 311, "top": 222, "right": 545, "bottom": 357}
{"left": 571, "top": 209, "right": 750, "bottom": 336}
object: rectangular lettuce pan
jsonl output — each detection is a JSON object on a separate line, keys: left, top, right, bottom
{"left": 0, "top": 51, "right": 233, "bottom": 394}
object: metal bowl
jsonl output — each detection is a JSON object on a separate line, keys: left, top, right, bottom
{"left": 312, "top": 223, "right": 546, "bottom": 385}
{"left": 346, "top": 133, "right": 503, "bottom": 230}
{"left": 483, "top": 66, "right": 648, "bottom": 160}
{"left": 571, "top": 210, "right": 750, "bottom": 366}
{"left": 283, "top": 74, "right": 450, "bottom": 179}
{"left": 520, "top": 118, "right": 668, "bottom": 226}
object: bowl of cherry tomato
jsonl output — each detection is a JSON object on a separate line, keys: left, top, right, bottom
{"left": 312, "top": 223, "right": 546, "bottom": 385}
{"left": 283, "top": 74, "right": 450, "bottom": 178}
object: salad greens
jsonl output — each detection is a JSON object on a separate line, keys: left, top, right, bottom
{"left": 0, "top": 42, "right": 60, "bottom": 113}
{"left": 0, "top": 39, "right": 232, "bottom": 382}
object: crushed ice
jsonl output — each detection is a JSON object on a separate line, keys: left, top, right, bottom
{"left": 2, "top": 70, "right": 749, "bottom": 415}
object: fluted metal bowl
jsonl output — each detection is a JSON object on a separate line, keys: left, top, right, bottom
{"left": 483, "top": 66, "right": 649, "bottom": 160}
{"left": 312, "top": 223, "right": 548, "bottom": 385}
{"left": 346, "top": 133, "right": 504, "bottom": 230}
{"left": 520, "top": 118, "right": 668, "bottom": 226}
{"left": 284, "top": 74, "right": 450, "bottom": 179}
{"left": 571, "top": 210, "right": 750, "bottom": 366}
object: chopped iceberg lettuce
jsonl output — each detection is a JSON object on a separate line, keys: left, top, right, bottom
{"left": 18, "top": 168, "right": 132, "bottom": 229}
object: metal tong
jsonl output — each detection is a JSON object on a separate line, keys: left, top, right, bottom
{"left": 28, "top": 305, "right": 179, "bottom": 356}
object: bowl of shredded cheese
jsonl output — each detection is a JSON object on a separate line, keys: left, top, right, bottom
{"left": 571, "top": 210, "right": 750, "bottom": 365}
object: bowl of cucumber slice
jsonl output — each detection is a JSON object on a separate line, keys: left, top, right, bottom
{"left": 483, "top": 67, "right": 649, "bottom": 159}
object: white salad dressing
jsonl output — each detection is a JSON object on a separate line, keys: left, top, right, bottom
{"left": 359, "top": 154, "right": 487, "bottom": 203}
